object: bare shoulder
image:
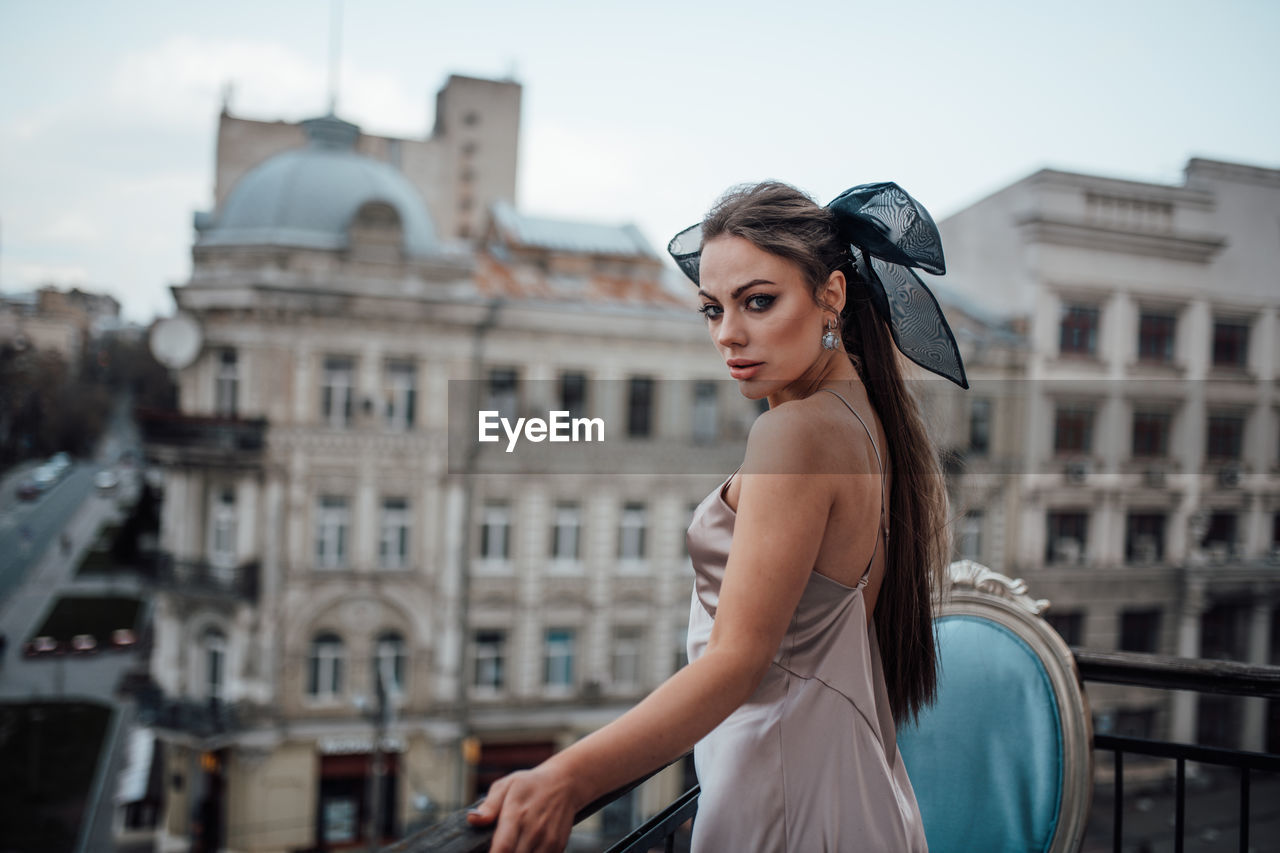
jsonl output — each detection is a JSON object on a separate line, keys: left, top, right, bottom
{"left": 740, "top": 397, "right": 831, "bottom": 476}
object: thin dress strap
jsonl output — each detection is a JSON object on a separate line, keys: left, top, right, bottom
{"left": 818, "top": 388, "right": 889, "bottom": 585}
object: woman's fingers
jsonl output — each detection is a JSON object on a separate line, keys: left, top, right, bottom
{"left": 466, "top": 777, "right": 509, "bottom": 826}
{"left": 468, "top": 768, "right": 575, "bottom": 853}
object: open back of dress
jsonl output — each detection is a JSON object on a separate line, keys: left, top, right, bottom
{"left": 684, "top": 389, "right": 928, "bottom": 852}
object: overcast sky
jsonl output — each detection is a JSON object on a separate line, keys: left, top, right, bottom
{"left": 1, "top": 0, "right": 1277, "bottom": 323}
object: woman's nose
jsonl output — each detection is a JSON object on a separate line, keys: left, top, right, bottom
{"left": 715, "top": 310, "right": 746, "bottom": 348}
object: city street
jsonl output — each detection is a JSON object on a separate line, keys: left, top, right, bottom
{"left": 0, "top": 401, "right": 149, "bottom": 852}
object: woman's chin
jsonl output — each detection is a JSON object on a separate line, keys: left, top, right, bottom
{"left": 734, "top": 377, "right": 774, "bottom": 400}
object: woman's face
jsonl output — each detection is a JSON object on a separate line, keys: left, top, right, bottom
{"left": 697, "top": 235, "right": 842, "bottom": 400}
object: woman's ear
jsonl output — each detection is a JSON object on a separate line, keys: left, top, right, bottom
{"left": 820, "top": 269, "right": 847, "bottom": 316}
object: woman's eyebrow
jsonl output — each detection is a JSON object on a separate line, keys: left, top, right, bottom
{"left": 697, "top": 279, "right": 776, "bottom": 301}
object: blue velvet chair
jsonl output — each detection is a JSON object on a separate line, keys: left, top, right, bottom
{"left": 898, "top": 560, "right": 1093, "bottom": 853}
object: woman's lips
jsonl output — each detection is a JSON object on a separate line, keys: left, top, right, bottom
{"left": 728, "top": 361, "right": 762, "bottom": 379}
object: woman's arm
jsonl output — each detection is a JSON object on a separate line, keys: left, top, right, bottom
{"left": 468, "top": 406, "right": 866, "bottom": 853}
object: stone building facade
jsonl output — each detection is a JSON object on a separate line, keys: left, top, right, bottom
{"left": 929, "top": 158, "right": 1280, "bottom": 754}
{"left": 138, "top": 85, "right": 751, "bottom": 852}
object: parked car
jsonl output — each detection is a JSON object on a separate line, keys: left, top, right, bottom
{"left": 16, "top": 478, "right": 41, "bottom": 501}
{"left": 32, "top": 466, "right": 58, "bottom": 490}
{"left": 94, "top": 469, "right": 119, "bottom": 493}
{"left": 24, "top": 636, "right": 59, "bottom": 657}
{"left": 48, "top": 452, "right": 71, "bottom": 475}
{"left": 71, "top": 634, "right": 98, "bottom": 654}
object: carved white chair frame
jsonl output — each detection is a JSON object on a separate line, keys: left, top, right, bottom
{"left": 941, "top": 560, "right": 1094, "bottom": 853}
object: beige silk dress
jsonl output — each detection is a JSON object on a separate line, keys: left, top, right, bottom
{"left": 684, "top": 389, "right": 928, "bottom": 852}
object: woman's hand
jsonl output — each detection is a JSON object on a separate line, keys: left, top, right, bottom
{"left": 465, "top": 763, "right": 580, "bottom": 853}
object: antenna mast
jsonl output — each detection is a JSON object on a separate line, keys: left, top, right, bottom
{"left": 327, "top": 0, "right": 343, "bottom": 115}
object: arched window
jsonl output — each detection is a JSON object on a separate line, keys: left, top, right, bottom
{"left": 373, "top": 631, "right": 406, "bottom": 698}
{"left": 308, "top": 632, "right": 345, "bottom": 699}
{"left": 202, "top": 628, "right": 227, "bottom": 700}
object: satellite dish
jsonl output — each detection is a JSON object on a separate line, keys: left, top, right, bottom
{"left": 149, "top": 312, "right": 203, "bottom": 370}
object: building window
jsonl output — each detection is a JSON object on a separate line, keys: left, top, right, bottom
{"left": 202, "top": 628, "right": 226, "bottom": 700}
{"left": 1125, "top": 512, "right": 1166, "bottom": 563}
{"left": 957, "top": 510, "right": 983, "bottom": 560}
{"left": 373, "top": 631, "right": 406, "bottom": 697}
{"left": 1137, "top": 313, "right": 1175, "bottom": 363}
{"left": 322, "top": 356, "right": 355, "bottom": 428}
{"left": 485, "top": 368, "right": 519, "bottom": 421}
{"left": 1202, "top": 512, "right": 1238, "bottom": 556}
{"left": 1206, "top": 413, "right": 1244, "bottom": 460}
{"left": 1119, "top": 609, "right": 1161, "bottom": 654}
{"left": 544, "top": 628, "right": 576, "bottom": 688}
{"left": 968, "top": 398, "right": 991, "bottom": 456}
{"left": 612, "top": 627, "right": 644, "bottom": 689}
{"left": 473, "top": 630, "right": 506, "bottom": 691}
{"left": 316, "top": 496, "right": 350, "bottom": 569}
{"left": 1046, "top": 511, "right": 1088, "bottom": 564}
{"left": 384, "top": 360, "right": 416, "bottom": 430}
{"left": 1212, "top": 319, "right": 1249, "bottom": 368}
{"left": 627, "top": 377, "right": 654, "bottom": 438}
{"left": 308, "top": 633, "right": 345, "bottom": 699}
{"left": 1131, "top": 411, "right": 1171, "bottom": 458}
{"left": 210, "top": 487, "right": 236, "bottom": 571}
{"left": 1046, "top": 611, "right": 1084, "bottom": 647}
{"left": 1059, "top": 305, "right": 1099, "bottom": 356}
{"left": 215, "top": 348, "right": 238, "bottom": 417}
{"left": 618, "top": 502, "right": 647, "bottom": 561}
{"left": 559, "top": 371, "right": 588, "bottom": 419}
{"left": 479, "top": 501, "right": 511, "bottom": 561}
{"left": 550, "top": 502, "right": 582, "bottom": 563}
{"left": 1053, "top": 405, "right": 1094, "bottom": 454}
{"left": 692, "top": 381, "right": 718, "bottom": 443}
{"left": 379, "top": 498, "right": 410, "bottom": 570}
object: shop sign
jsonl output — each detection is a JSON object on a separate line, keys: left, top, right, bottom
{"left": 318, "top": 735, "right": 406, "bottom": 755}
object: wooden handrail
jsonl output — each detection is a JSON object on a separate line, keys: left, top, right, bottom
{"left": 1072, "top": 648, "right": 1280, "bottom": 698}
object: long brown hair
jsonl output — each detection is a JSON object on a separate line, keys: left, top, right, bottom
{"left": 700, "top": 181, "right": 951, "bottom": 726}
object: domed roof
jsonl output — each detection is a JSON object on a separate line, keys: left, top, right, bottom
{"left": 195, "top": 115, "right": 439, "bottom": 257}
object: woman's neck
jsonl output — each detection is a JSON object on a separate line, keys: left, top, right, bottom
{"left": 767, "top": 351, "right": 863, "bottom": 409}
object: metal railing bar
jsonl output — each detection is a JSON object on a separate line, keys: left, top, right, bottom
{"left": 602, "top": 785, "right": 700, "bottom": 853}
{"left": 1073, "top": 649, "right": 1280, "bottom": 698}
{"left": 1113, "top": 749, "right": 1123, "bottom": 853}
{"left": 1239, "top": 767, "right": 1249, "bottom": 853}
{"left": 383, "top": 754, "right": 692, "bottom": 853}
{"left": 1092, "top": 734, "right": 1280, "bottom": 773}
{"left": 574, "top": 753, "right": 691, "bottom": 824}
{"left": 1175, "top": 758, "right": 1185, "bottom": 853}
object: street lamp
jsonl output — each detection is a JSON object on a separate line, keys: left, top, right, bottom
{"left": 354, "top": 655, "right": 402, "bottom": 852}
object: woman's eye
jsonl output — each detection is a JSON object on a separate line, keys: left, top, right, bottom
{"left": 698, "top": 304, "right": 722, "bottom": 319}
{"left": 746, "top": 294, "right": 775, "bottom": 311}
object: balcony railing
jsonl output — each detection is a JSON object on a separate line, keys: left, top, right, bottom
{"left": 136, "top": 406, "right": 267, "bottom": 466}
{"left": 146, "top": 554, "right": 260, "bottom": 603}
{"left": 1073, "top": 649, "right": 1280, "bottom": 853}
{"left": 392, "top": 649, "right": 1280, "bottom": 853}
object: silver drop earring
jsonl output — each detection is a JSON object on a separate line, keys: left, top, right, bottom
{"left": 821, "top": 318, "right": 839, "bottom": 351}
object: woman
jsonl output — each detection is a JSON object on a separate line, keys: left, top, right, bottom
{"left": 467, "top": 180, "right": 968, "bottom": 852}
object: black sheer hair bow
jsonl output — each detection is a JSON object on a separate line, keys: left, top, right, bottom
{"left": 668, "top": 181, "right": 969, "bottom": 389}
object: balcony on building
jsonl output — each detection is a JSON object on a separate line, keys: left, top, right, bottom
{"left": 136, "top": 407, "right": 267, "bottom": 468}
{"left": 149, "top": 552, "right": 260, "bottom": 603}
